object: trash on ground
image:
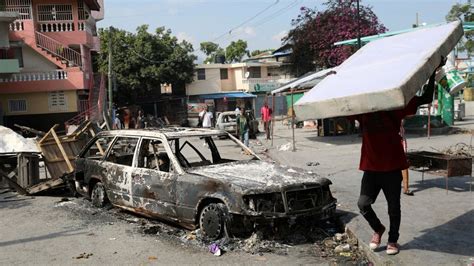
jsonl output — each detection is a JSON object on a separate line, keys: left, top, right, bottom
{"left": 209, "top": 243, "right": 222, "bottom": 256}
{"left": 74, "top": 253, "right": 93, "bottom": 259}
{"left": 278, "top": 143, "right": 292, "bottom": 151}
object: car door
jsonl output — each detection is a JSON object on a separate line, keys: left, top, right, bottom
{"left": 75, "top": 135, "right": 114, "bottom": 195}
{"left": 131, "top": 137, "right": 178, "bottom": 220}
{"left": 101, "top": 136, "right": 139, "bottom": 207}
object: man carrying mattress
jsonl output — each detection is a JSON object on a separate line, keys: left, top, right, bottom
{"left": 352, "top": 58, "right": 445, "bottom": 255}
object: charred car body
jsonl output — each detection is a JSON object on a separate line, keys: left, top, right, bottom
{"left": 74, "top": 128, "right": 336, "bottom": 239}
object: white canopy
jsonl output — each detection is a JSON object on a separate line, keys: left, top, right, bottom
{"left": 294, "top": 21, "right": 464, "bottom": 120}
{"left": 271, "top": 68, "right": 336, "bottom": 95}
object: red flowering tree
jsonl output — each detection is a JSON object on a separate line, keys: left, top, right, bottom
{"left": 284, "top": 0, "right": 387, "bottom": 75}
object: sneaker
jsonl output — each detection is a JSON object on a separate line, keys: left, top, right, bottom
{"left": 369, "top": 225, "right": 385, "bottom": 250}
{"left": 386, "top": 242, "right": 400, "bottom": 255}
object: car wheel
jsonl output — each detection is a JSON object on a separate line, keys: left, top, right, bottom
{"left": 199, "top": 203, "right": 229, "bottom": 240}
{"left": 91, "top": 182, "right": 109, "bottom": 208}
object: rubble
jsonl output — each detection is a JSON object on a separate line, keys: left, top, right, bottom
{"left": 0, "top": 126, "right": 39, "bottom": 153}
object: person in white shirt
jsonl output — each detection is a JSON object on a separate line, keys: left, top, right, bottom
{"left": 199, "top": 106, "right": 213, "bottom": 128}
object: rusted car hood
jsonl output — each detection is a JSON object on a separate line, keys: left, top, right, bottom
{"left": 188, "top": 161, "right": 330, "bottom": 191}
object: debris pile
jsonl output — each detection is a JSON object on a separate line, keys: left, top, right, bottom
{"left": 314, "top": 232, "right": 369, "bottom": 264}
{"left": 0, "top": 126, "right": 39, "bottom": 153}
{"left": 433, "top": 143, "right": 472, "bottom": 157}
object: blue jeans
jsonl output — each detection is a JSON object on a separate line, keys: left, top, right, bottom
{"left": 241, "top": 131, "right": 249, "bottom": 147}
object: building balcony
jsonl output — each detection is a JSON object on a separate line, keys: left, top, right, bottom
{"left": 0, "top": 59, "right": 20, "bottom": 73}
{"left": 0, "top": 70, "right": 87, "bottom": 94}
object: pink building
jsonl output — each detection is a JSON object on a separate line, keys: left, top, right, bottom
{"left": 0, "top": 0, "right": 104, "bottom": 131}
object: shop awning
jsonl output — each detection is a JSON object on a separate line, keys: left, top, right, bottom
{"left": 197, "top": 92, "right": 257, "bottom": 100}
{"left": 271, "top": 68, "right": 336, "bottom": 95}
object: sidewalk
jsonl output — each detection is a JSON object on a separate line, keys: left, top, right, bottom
{"left": 255, "top": 119, "right": 474, "bottom": 265}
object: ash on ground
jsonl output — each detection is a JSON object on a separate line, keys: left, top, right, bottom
{"left": 55, "top": 197, "right": 369, "bottom": 265}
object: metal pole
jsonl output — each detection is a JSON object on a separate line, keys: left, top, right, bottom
{"left": 356, "top": 0, "right": 361, "bottom": 49}
{"left": 427, "top": 104, "right": 431, "bottom": 139}
{"left": 291, "top": 88, "right": 296, "bottom": 152}
{"left": 107, "top": 27, "right": 113, "bottom": 118}
{"left": 271, "top": 94, "right": 275, "bottom": 147}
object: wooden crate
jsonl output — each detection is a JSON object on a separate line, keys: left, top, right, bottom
{"left": 37, "top": 123, "right": 91, "bottom": 179}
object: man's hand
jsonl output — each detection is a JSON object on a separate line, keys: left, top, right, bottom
{"left": 438, "top": 56, "right": 447, "bottom": 69}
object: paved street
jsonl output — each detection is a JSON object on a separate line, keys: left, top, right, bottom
{"left": 260, "top": 117, "right": 474, "bottom": 265}
{"left": 1, "top": 119, "right": 473, "bottom": 265}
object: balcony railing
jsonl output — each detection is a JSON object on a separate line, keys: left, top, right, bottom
{"left": 0, "top": 70, "right": 68, "bottom": 82}
{"left": 9, "top": 20, "right": 24, "bottom": 31}
{"left": 35, "top": 31, "right": 82, "bottom": 68}
{"left": 38, "top": 21, "right": 75, "bottom": 32}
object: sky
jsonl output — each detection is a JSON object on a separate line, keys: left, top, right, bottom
{"left": 98, "top": 0, "right": 462, "bottom": 60}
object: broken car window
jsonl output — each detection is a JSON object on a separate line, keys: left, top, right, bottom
{"left": 137, "top": 138, "right": 170, "bottom": 172}
{"left": 105, "top": 137, "right": 139, "bottom": 166}
{"left": 174, "top": 135, "right": 257, "bottom": 168}
{"left": 83, "top": 136, "right": 114, "bottom": 160}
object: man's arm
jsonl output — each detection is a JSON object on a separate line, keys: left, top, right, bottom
{"left": 418, "top": 56, "right": 447, "bottom": 105}
{"left": 417, "top": 71, "right": 436, "bottom": 105}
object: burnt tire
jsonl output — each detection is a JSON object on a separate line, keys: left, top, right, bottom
{"left": 199, "top": 203, "right": 228, "bottom": 240}
{"left": 91, "top": 182, "right": 109, "bottom": 208}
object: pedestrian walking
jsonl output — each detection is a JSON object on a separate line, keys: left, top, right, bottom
{"left": 351, "top": 60, "right": 444, "bottom": 256}
{"left": 260, "top": 102, "right": 272, "bottom": 140}
{"left": 237, "top": 108, "right": 250, "bottom": 148}
{"left": 136, "top": 110, "right": 145, "bottom": 129}
{"left": 200, "top": 106, "right": 213, "bottom": 128}
{"left": 400, "top": 120, "right": 414, "bottom": 196}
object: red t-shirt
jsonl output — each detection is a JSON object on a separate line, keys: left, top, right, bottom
{"left": 352, "top": 97, "right": 419, "bottom": 172}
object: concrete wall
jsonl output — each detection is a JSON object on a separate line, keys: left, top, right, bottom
{"left": 186, "top": 68, "right": 221, "bottom": 96}
{"left": 0, "top": 90, "right": 78, "bottom": 115}
{"left": 220, "top": 68, "right": 236, "bottom": 91}
{"left": 21, "top": 45, "right": 58, "bottom": 72}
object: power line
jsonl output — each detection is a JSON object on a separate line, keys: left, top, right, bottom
{"left": 220, "top": 0, "right": 301, "bottom": 43}
{"left": 212, "top": 0, "right": 280, "bottom": 42}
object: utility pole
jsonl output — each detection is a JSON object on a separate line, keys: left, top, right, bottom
{"left": 356, "top": 0, "right": 361, "bottom": 49}
{"left": 107, "top": 27, "right": 113, "bottom": 119}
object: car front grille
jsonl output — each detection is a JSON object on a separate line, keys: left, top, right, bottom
{"left": 285, "top": 187, "right": 322, "bottom": 213}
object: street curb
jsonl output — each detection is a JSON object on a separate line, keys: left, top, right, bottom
{"left": 345, "top": 226, "right": 396, "bottom": 266}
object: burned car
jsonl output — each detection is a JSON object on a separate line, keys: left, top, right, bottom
{"left": 215, "top": 111, "right": 259, "bottom": 138}
{"left": 74, "top": 128, "right": 336, "bottom": 239}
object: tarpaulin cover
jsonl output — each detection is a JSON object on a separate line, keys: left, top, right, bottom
{"left": 198, "top": 92, "right": 257, "bottom": 99}
{"left": 294, "top": 21, "right": 464, "bottom": 120}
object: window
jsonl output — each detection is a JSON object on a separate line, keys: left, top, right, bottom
{"left": 48, "top": 91, "right": 67, "bottom": 112}
{"left": 137, "top": 138, "right": 170, "bottom": 172}
{"left": 5, "top": 0, "right": 32, "bottom": 20}
{"left": 37, "top": 4, "right": 73, "bottom": 21}
{"left": 82, "top": 136, "right": 114, "bottom": 160}
{"left": 197, "top": 69, "right": 206, "bottom": 80}
{"left": 171, "top": 136, "right": 256, "bottom": 168}
{"left": 77, "top": 0, "right": 91, "bottom": 20}
{"left": 8, "top": 99, "right": 27, "bottom": 112}
{"left": 220, "top": 68, "right": 228, "bottom": 80}
{"left": 105, "top": 137, "right": 139, "bottom": 166}
{"left": 248, "top": 67, "right": 261, "bottom": 78}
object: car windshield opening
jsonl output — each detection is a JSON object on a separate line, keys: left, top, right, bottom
{"left": 170, "top": 135, "right": 257, "bottom": 168}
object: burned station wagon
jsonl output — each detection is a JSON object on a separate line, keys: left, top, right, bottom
{"left": 74, "top": 128, "right": 337, "bottom": 239}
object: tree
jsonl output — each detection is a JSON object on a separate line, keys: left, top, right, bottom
{"left": 98, "top": 25, "right": 196, "bottom": 105}
{"left": 225, "top": 39, "right": 249, "bottom": 63}
{"left": 250, "top": 49, "right": 275, "bottom": 57}
{"left": 200, "top": 41, "right": 219, "bottom": 56}
{"left": 284, "top": 0, "right": 387, "bottom": 74}
{"left": 446, "top": 3, "right": 474, "bottom": 56}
